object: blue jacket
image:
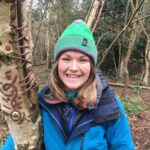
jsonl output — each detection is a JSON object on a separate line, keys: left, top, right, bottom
{"left": 1, "top": 70, "right": 134, "bottom": 150}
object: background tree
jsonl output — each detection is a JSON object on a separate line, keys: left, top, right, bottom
{"left": 85, "top": 0, "right": 105, "bottom": 32}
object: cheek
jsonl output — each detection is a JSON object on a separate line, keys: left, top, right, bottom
{"left": 57, "top": 61, "right": 67, "bottom": 80}
{"left": 58, "top": 63, "right": 63, "bottom": 77}
{"left": 84, "top": 64, "right": 91, "bottom": 78}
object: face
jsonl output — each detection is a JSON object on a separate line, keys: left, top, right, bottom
{"left": 58, "top": 51, "right": 91, "bottom": 91}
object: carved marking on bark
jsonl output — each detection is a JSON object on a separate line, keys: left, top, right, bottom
{"left": 5, "top": 45, "right": 11, "bottom": 51}
{"left": 2, "top": 97, "right": 11, "bottom": 103}
{"left": 2, "top": 104, "right": 11, "bottom": 109}
{"left": 0, "top": 70, "right": 26, "bottom": 124}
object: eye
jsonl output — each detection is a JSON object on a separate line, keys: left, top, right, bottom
{"left": 61, "top": 57, "right": 71, "bottom": 62}
{"left": 79, "top": 58, "right": 89, "bottom": 63}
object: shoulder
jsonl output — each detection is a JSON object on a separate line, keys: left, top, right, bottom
{"left": 115, "top": 97, "right": 126, "bottom": 116}
{"left": 38, "top": 85, "right": 50, "bottom": 101}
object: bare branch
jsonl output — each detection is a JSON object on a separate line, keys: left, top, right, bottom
{"left": 131, "top": 14, "right": 150, "bottom": 23}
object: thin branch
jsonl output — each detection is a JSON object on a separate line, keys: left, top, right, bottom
{"left": 96, "top": 30, "right": 113, "bottom": 47}
{"left": 32, "top": 1, "right": 50, "bottom": 54}
{"left": 131, "top": 14, "right": 150, "bottom": 24}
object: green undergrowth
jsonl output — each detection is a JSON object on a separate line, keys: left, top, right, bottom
{"left": 121, "top": 97, "right": 150, "bottom": 116}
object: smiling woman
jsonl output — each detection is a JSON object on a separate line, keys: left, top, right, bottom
{"left": 1, "top": 19, "right": 135, "bottom": 150}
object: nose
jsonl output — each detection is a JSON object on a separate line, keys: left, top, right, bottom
{"left": 70, "top": 60, "right": 78, "bottom": 71}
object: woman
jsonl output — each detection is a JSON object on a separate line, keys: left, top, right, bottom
{"left": 1, "top": 19, "right": 134, "bottom": 150}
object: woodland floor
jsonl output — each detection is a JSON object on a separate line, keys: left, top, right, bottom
{"left": 0, "top": 64, "right": 150, "bottom": 150}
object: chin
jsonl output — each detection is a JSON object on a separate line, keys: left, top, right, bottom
{"left": 66, "top": 85, "right": 80, "bottom": 91}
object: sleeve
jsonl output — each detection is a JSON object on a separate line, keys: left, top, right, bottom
{"left": 105, "top": 97, "right": 135, "bottom": 150}
{"left": 0, "top": 134, "right": 15, "bottom": 150}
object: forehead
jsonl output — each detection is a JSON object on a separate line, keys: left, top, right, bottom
{"left": 60, "top": 50, "right": 88, "bottom": 57}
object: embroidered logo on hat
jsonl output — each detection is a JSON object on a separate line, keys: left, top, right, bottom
{"left": 82, "top": 38, "right": 88, "bottom": 46}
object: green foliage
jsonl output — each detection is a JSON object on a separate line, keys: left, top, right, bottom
{"left": 133, "top": 74, "right": 143, "bottom": 81}
{"left": 121, "top": 97, "right": 149, "bottom": 116}
{"left": 132, "top": 75, "right": 143, "bottom": 93}
{"left": 133, "top": 85, "right": 142, "bottom": 93}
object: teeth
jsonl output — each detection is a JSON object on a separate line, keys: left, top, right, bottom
{"left": 68, "top": 74, "right": 80, "bottom": 78}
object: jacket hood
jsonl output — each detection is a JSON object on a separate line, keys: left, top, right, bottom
{"left": 38, "top": 69, "right": 121, "bottom": 124}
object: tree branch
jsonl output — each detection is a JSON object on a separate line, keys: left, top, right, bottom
{"left": 131, "top": 14, "right": 150, "bottom": 24}
{"left": 109, "top": 82, "right": 150, "bottom": 90}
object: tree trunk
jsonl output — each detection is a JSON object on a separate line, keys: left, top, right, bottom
{"left": 143, "top": 37, "right": 150, "bottom": 85}
{"left": 123, "top": 1, "right": 140, "bottom": 97}
{"left": 141, "top": 0, "right": 150, "bottom": 85}
{"left": 26, "top": 0, "right": 33, "bottom": 62}
{"left": 85, "top": 0, "right": 105, "bottom": 32}
{"left": 0, "top": 0, "right": 42, "bottom": 149}
{"left": 46, "top": 1, "right": 58, "bottom": 69}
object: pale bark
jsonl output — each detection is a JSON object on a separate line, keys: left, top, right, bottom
{"left": 140, "top": 22, "right": 150, "bottom": 85}
{"left": 26, "top": 0, "right": 33, "bottom": 62}
{"left": 0, "top": 1, "right": 42, "bottom": 149}
{"left": 85, "top": 0, "right": 105, "bottom": 32}
{"left": 140, "top": 0, "right": 150, "bottom": 85}
{"left": 143, "top": 42, "right": 150, "bottom": 85}
{"left": 119, "top": 0, "right": 131, "bottom": 79}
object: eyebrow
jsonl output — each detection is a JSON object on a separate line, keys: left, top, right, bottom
{"left": 61, "top": 54, "right": 71, "bottom": 57}
{"left": 61, "top": 54, "right": 88, "bottom": 58}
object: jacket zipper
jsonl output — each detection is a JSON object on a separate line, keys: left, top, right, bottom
{"left": 68, "top": 108, "right": 75, "bottom": 133}
{"left": 80, "top": 132, "right": 85, "bottom": 150}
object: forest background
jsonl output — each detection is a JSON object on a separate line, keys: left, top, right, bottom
{"left": 0, "top": 0, "right": 150, "bottom": 149}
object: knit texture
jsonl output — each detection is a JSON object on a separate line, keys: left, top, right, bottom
{"left": 54, "top": 19, "right": 98, "bottom": 65}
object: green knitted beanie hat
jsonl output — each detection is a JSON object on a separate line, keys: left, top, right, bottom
{"left": 54, "top": 19, "right": 98, "bottom": 66}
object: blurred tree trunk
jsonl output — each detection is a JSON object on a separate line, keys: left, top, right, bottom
{"left": 141, "top": 0, "right": 150, "bottom": 85}
{"left": 140, "top": 21, "right": 150, "bottom": 85}
{"left": 122, "top": 0, "right": 140, "bottom": 96}
{"left": 143, "top": 36, "right": 150, "bottom": 85}
{"left": 46, "top": 0, "right": 59, "bottom": 69}
{"left": 60, "top": 0, "right": 71, "bottom": 28}
{"left": 0, "top": 0, "right": 42, "bottom": 149}
{"left": 119, "top": 0, "right": 131, "bottom": 79}
{"left": 123, "top": 22, "right": 139, "bottom": 96}
{"left": 85, "top": 0, "right": 105, "bottom": 32}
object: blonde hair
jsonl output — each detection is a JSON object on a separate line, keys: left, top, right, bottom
{"left": 49, "top": 60, "right": 97, "bottom": 108}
